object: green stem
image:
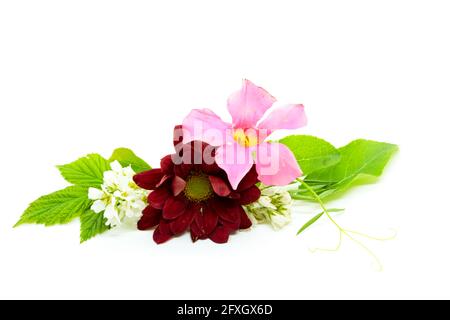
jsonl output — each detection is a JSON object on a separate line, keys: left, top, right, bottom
{"left": 296, "top": 178, "right": 383, "bottom": 270}
{"left": 296, "top": 178, "right": 340, "bottom": 230}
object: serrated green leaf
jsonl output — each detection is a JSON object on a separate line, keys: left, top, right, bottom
{"left": 279, "top": 135, "right": 341, "bottom": 175}
{"left": 304, "top": 139, "right": 398, "bottom": 198}
{"left": 80, "top": 210, "right": 110, "bottom": 243}
{"left": 57, "top": 154, "right": 110, "bottom": 187}
{"left": 109, "top": 148, "right": 151, "bottom": 173}
{"left": 296, "top": 208, "right": 344, "bottom": 235}
{"left": 15, "top": 186, "right": 91, "bottom": 227}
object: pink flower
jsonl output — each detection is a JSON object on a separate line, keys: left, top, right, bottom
{"left": 182, "top": 79, "right": 307, "bottom": 190}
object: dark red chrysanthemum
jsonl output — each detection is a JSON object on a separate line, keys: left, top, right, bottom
{"left": 133, "top": 125, "right": 261, "bottom": 244}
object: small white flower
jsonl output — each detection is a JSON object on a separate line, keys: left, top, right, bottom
{"left": 87, "top": 161, "right": 149, "bottom": 227}
{"left": 244, "top": 185, "right": 293, "bottom": 230}
{"left": 90, "top": 199, "right": 106, "bottom": 213}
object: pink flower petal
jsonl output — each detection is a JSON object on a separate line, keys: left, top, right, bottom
{"left": 257, "top": 104, "right": 307, "bottom": 133}
{"left": 227, "top": 79, "right": 276, "bottom": 128}
{"left": 182, "top": 108, "right": 231, "bottom": 146}
{"left": 215, "top": 142, "right": 254, "bottom": 190}
{"left": 255, "top": 142, "right": 302, "bottom": 186}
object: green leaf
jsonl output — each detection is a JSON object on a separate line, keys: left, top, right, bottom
{"left": 109, "top": 148, "right": 151, "bottom": 173}
{"left": 297, "top": 212, "right": 324, "bottom": 235}
{"left": 296, "top": 208, "right": 345, "bottom": 235}
{"left": 15, "top": 186, "right": 91, "bottom": 227}
{"left": 308, "top": 139, "right": 398, "bottom": 184}
{"left": 80, "top": 210, "right": 110, "bottom": 243}
{"left": 305, "top": 139, "right": 398, "bottom": 197}
{"left": 279, "top": 135, "right": 341, "bottom": 175}
{"left": 57, "top": 154, "right": 110, "bottom": 187}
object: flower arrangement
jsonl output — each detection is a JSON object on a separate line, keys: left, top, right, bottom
{"left": 15, "top": 80, "right": 397, "bottom": 260}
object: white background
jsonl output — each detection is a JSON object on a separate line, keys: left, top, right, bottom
{"left": 1, "top": 0, "right": 449, "bottom": 300}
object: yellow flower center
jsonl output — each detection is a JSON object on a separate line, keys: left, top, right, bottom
{"left": 233, "top": 128, "right": 259, "bottom": 147}
{"left": 184, "top": 173, "right": 213, "bottom": 202}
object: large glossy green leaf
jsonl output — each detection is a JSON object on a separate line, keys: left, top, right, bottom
{"left": 303, "top": 139, "right": 398, "bottom": 198}
{"left": 279, "top": 135, "right": 341, "bottom": 175}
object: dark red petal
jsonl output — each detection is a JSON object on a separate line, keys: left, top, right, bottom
{"left": 190, "top": 221, "right": 202, "bottom": 242}
{"left": 191, "top": 205, "right": 209, "bottom": 241}
{"left": 170, "top": 205, "right": 197, "bottom": 235}
{"left": 160, "top": 155, "right": 174, "bottom": 174}
{"left": 174, "top": 163, "right": 193, "bottom": 179}
{"left": 229, "top": 192, "right": 241, "bottom": 200}
{"left": 237, "top": 185, "right": 261, "bottom": 205}
{"left": 156, "top": 174, "right": 172, "bottom": 188}
{"left": 201, "top": 161, "right": 221, "bottom": 174}
{"left": 209, "top": 175, "right": 231, "bottom": 197}
{"left": 184, "top": 141, "right": 207, "bottom": 165}
{"left": 220, "top": 216, "right": 240, "bottom": 231}
{"left": 137, "top": 206, "right": 162, "bottom": 230}
{"left": 133, "top": 169, "right": 164, "bottom": 190}
{"left": 162, "top": 196, "right": 187, "bottom": 220}
{"left": 202, "top": 206, "right": 219, "bottom": 235}
{"left": 237, "top": 165, "right": 258, "bottom": 191}
{"left": 171, "top": 176, "right": 186, "bottom": 196}
{"left": 173, "top": 125, "right": 184, "bottom": 147}
{"left": 194, "top": 213, "right": 205, "bottom": 235}
{"left": 212, "top": 199, "right": 240, "bottom": 223}
{"left": 148, "top": 187, "right": 170, "bottom": 209}
{"left": 209, "top": 226, "right": 230, "bottom": 244}
{"left": 153, "top": 221, "right": 173, "bottom": 244}
{"left": 159, "top": 219, "right": 172, "bottom": 234}
{"left": 238, "top": 206, "right": 252, "bottom": 229}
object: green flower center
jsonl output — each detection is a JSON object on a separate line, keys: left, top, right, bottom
{"left": 184, "top": 173, "right": 213, "bottom": 202}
